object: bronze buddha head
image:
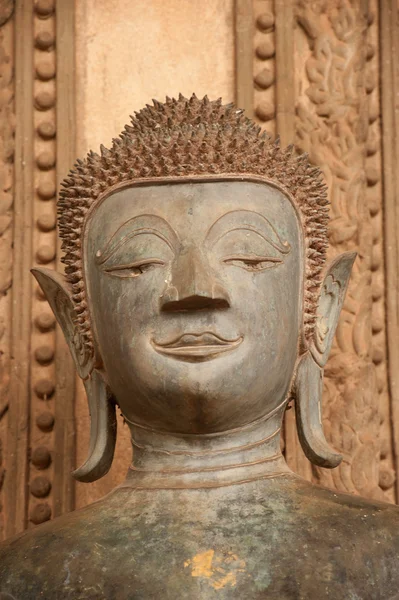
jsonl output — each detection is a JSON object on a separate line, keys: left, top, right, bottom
{"left": 33, "top": 95, "right": 355, "bottom": 482}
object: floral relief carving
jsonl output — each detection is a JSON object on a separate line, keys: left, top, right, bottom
{"left": 295, "top": 0, "right": 383, "bottom": 500}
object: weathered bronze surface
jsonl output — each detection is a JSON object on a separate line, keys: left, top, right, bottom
{"left": 0, "top": 95, "right": 398, "bottom": 599}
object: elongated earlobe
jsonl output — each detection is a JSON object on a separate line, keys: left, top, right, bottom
{"left": 31, "top": 267, "right": 116, "bottom": 482}
{"left": 73, "top": 370, "right": 117, "bottom": 482}
{"left": 294, "top": 252, "right": 356, "bottom": 468}
{"left": 295, "top": 352, "right": 342, "bottom": 468}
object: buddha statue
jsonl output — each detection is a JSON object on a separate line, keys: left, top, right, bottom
{"left": 0, "top": 95, "right": 398, "bottom": 599}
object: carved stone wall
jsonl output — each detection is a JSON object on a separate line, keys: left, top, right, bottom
{"left": 2, "top": 0, "right": 76, "bottom": 542}
{"left": 242, "top": 0, "right": 397, "bottom": 502}
{"left": 294, "top": 0, "right": 383, "bottom": 500}
{"left": 292, "top": 0, "right": 396, "bottom": 502}
{"left": 366, "top": 0, "right": 395, "bottom": 503}
{"left": 0, "top": 0, "right": 398, "bottom": 540}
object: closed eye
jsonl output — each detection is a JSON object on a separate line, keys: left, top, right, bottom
{"left": 102, "top": 258, "right": 165, "bottom": 278}
{"left": 222, "top": 255, "right": 283, "bottom": 272}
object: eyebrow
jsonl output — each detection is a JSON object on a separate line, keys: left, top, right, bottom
{"left": 205, "top": 210, "right": 291, "bottom": 255}
{"left": 95, "top": 214, "right": 180, "bottom": 265}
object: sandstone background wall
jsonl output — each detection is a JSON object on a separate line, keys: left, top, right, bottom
{"left": 0, "top": 0, "right": 398, "bottom": 539}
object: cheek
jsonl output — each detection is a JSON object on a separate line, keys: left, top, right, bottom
{"left": 89, "top": 271, "right": 165, "bottom": 352}
{"left": 226, "top": 265, "right": 299, "bottom": 321}
{"left": 225, "top": 265, "right": 300, "bottom": 371}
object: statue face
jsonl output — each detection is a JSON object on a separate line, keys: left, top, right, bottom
{"left": 85, "top": 180, "right": 303, "bottom": 433}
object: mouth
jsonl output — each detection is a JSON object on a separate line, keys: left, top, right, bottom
{"left": 152, "top": 332, "right": 243, "bottom": 361}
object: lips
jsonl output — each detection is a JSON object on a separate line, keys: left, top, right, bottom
{"left": 152, "top": 332, "right": 243, "bottom": 361}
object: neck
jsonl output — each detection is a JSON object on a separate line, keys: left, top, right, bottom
{"left": 121, "top": 402, "right": 291, "bottom": 490}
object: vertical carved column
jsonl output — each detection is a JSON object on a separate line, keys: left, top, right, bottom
{"left": 54, "top": 0, "right": 76, "bottom": 519}
{"left": 30, "top": 0, "right": 77, "bottom": 527}
{"left": 28, "top": 0, "right": 58, "bottom": 530}
{"left": 6, "top": 0, "right": 34, "bottom": 539}
{"left": 294, "top": 0, "right": 383, "bottom": 499}
{"left": 0, "top": 0, "right": 14, "bottom": 542}
{"left": 380, "top": 0, "right": 399, "bottom": 502}
{"left": 253, "top": 0, "right": 276, "bottom": 138}
{"left": 366, "top": 0, "right": 396, "bottom": 502}
{"left": 274, "top": 0, "right": 294, "bottom": 146}
{"left": 235, "top": 0, "right": 254, "bottom": 117}
{"left": 5, "top": 0, "right": 76, "bottom": 538}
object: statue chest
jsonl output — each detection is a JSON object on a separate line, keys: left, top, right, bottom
{"left": 1, "top": 481, "right": 398, "bottom": 599}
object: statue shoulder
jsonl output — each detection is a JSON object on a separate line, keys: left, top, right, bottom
{"left": 295, "top": 476, "right": 399, "bottom": 543}
{"left": 0, "top": 492, "right": 119, "bottom": 598}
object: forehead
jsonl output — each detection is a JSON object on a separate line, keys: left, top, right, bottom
{"left": 86, "top": 180, "right": 302, "bottom": 248}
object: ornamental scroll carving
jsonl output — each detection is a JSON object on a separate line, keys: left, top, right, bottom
{"left": 295, "top": 0, "right": 384, "bottom": 500}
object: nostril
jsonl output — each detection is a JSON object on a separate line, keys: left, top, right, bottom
{"left": 212, "top": 283, "right": 230, "bottom": 304}
{"left": 161, "top": 285, "right": 179, "bottom": 305}
{"left": 161, "top": 294, "right": 230, "bottom": 312}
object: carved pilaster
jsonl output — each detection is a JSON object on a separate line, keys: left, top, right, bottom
{"left": 274, "top": 0, "right": 294, "bottom": 145}
{"left": 29, "top": 0, "right": 58, "bottom": 530}
{"left": 253, "top": 0, "right": 276, "bottom": 137}
{"left": 366, "top": 0, "right": 396, "bottom": 503}
{"left": 0, "top": 0, "right": 13, "bottom": 542}
{"left": 6, "top": 0, "right": 34, "bottom": 539}
{"left": 53, "top": 0, "right": 76, "bottom": 519}
{"left": 235, "top": 0, "right": 254, "bottom": 118}
{"left": 380, "top": 0, "right": 399, "bottom": 502}
{"left": 5, "top": 0, "right": 76, "bottom": 538}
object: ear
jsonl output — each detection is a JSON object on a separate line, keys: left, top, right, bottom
{"left": 294, "top": 252, "right": 356, "bottom": 468}
{"left": 32, "top": 267, "right": 117, "bottom": 482}
{"left": 31, "top": 267, "right": 94, "bottom": 379}
{"left": 310, "top": 252, "right": 357, "bottom": 368}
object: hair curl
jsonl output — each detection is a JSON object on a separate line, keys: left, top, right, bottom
{"left": 58, "top": 94, "right": 329, "bottom": 357}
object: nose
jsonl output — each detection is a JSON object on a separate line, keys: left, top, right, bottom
{"left": 160, "top": 247, "right": 230, "bottom": 312}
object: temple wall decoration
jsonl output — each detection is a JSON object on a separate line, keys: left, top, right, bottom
{"left": 292, "top": 0, "right": 383, "bottom": 500}
{"left": 0, "top": 0, "right": 398, "bottom": 540}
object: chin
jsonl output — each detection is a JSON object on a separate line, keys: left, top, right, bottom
{"left": 112, "top": 342, "right": 289, "bottom": 432}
